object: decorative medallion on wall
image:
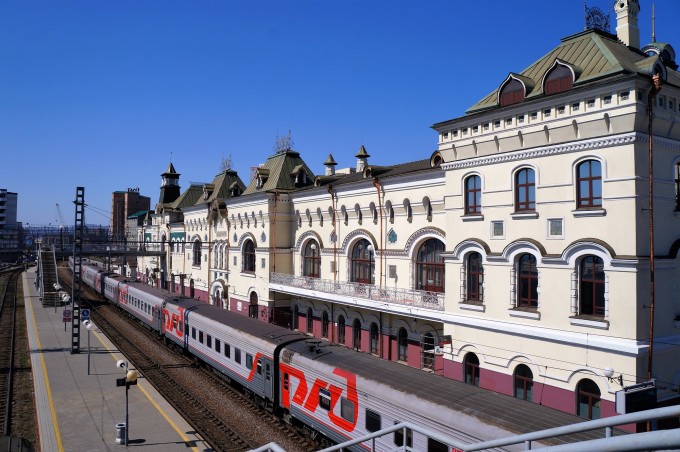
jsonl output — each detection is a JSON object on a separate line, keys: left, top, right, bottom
{"left": 330, "top": 230, "right": 337, "bottom": 244}
{"left": 387, "top": 228, "right": 397, "bottom": 244}
{"left": 233, "top": 233, "right": 238, "bottom": 243}
{"left": 261, "top": 231, "right": 266, "bottom": 243}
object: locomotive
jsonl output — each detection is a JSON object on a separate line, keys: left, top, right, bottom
{"left": 72, "top": 258, "right": 599, "bottom": 451}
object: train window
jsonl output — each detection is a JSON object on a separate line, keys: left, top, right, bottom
{"left": 319, "top": 389, "right": 331, "bottom": 411}
{"left": 178, "top": 321, "right": 183, "bottom": 333}
{"left": 235, "top": 348, "right": 241, "bottom": 364}
{"left": 206, "top": 335, "right": 212, "bottom": 348}
{"left": 394, "top": 423, "right": 413, "bottom": 448}
{"left": 191, "top": 327, "right": 196, "bottom": 340}
{"left": 173, "top": 318, "right": 178, "bottom": 329}
{"left": 427, "top": 438, "right": 448, "bottom": 452}
{"left": 224, "top": 344, "right": 231, "bottom": 358}
{"left": 365, "top": 409, "right": 381, "bottom": 433}
{"left": 257, "top": 360, "right": 262, "bottom": 375}
{"left": 215, "top": 339, "right": 221, "bottom": 353}
{"left": 340, "top": 397, "right": 355, "bottom": 423}
{"left": 199, "top": 331, "right": 204, "bottom": 344}
{"left": 284, "top": 373, "right": 289, "bottom": 390}
{"left": 246, "top": 353, "right": 253, "bottom": 370}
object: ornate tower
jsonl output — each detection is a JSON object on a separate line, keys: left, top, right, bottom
{"left": 158, "top": 162, "right": 181, "bottom": 208}
{"left": 355, "top": 145, "right": 370, "bottom": 173}
{"left": 614, "top": 0, "right": 641, "bottom": 49}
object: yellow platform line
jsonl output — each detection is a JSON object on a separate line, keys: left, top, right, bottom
{"left": 93, "top": 327, "right": 200, "bottom": 451}
{"left": 26, "top": 281, "right": 64, "bottom": 452}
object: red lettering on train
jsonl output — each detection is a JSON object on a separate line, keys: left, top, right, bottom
{"left": 119, "top": 285, "right": 128, "bottom": 304}
{"left": 162, "top": 306, "right": 185, "bottom": 337}
{"left": 279, "top": 363, "right": 358, "bottom": 432}
{"left": 326, "top": 368, "right": 358, "bottom": 432}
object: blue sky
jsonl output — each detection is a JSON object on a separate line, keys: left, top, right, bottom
{"left": 2, "top": 0, "right": 678, "bottom": 226}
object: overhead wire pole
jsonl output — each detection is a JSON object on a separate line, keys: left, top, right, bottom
{"left": 71, "top": 187, "right": 85, "bottom": 354}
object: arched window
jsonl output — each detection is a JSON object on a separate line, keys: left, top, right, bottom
{"left": 303, "top": 240, "right": 321, "bottom": 278}
{"left": 243, "top": 239, "right": 255, "bottom": 273}
{"left": 306, "top": 308, "right": 313, "bottom": 334}
{"left": 465, "top": 252, "right": 484, "bottom": 303}
{"left": 576, "top": 160, "right": 602, "bottom": 208}
{"left": 249, "top": 292, "right": 258, "bottom": 319}
{"left": 580, "top": 255, "right": 605, "bottom": 317}
{"left": 576, "top": 379, "right": 601, "bottom": 419}
{"left": 517, "top": 254, "right": 538, "bottom": 308}
{"left": 370, "top": 323, "right": 379, "bottom": 355}
{"left": 351, "top": 239, "right": 374, "bottom": 284}
{"left": 467, "top": 252, "right": 484, "bottom": 302}
{"left": 500, "top": 77, "right": 525, "bottom": 107}
{"left": 416, "top": 239, "right": 445, "bottom": 292}
{"left": 515, "top": 168, "right": 536, "bottom": 211}
{"left": 397, "top": 328, "right": 408, "bottom": 362}
{"left": 353, "top": 319, "right": 362, "bottom": 351}
{"left": 514, "top": 364, "right": 533, "bottom": 401}
{"left": 465, "top": 175, "right": 482, "bottom": 214}
{"left": 544, "top": 63, "right": 573, "bottom": 95}
{"left": 192, "top": 239, "right": 202, "bottom": 266}
{"left": 337, "top": 315, "right": 346, "bottom": 345}
{"left": 322, "top": 311, "right": 329, "bottom": 339}
{"left": 464, "top": 353, "right": 480, "bottom": 386}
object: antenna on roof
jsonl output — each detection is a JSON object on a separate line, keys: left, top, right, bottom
{"left": 220, "top": 153, "right": 233, "bottom": 171}
{"left": 274, "top": 129, "right": 294, "bottom": 154}
{"left": 652, "top": 2, "right": 656, "bottom": 43}
{"left": 584, "top": 1, "right": 610, "bottom": 32}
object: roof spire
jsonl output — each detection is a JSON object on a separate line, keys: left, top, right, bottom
{"left": 651, "top": 2, "right": 656, "bottom": 43}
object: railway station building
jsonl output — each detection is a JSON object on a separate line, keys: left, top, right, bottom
{"left": 135, "top": 0, "right": 680, "bottom": 426}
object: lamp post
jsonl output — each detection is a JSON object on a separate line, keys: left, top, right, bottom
{"left": 83, "top": 320, "right": 93, "bottom": 375}
{"left": 115, "top": 360, "right": 138, "bottom": 446}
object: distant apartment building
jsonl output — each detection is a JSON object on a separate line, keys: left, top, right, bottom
{"left": 0, "top": 189, "right": 20, "bottom": 262}
{"left": 110, "top": 189, "right": 151, "bottom": 240}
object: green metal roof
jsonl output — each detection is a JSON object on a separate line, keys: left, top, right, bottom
{"left": 242, "top": 150, "right": 315, "bottom": 195}
{"left": 466, "top": 28, "right": 679, "bottom": 114}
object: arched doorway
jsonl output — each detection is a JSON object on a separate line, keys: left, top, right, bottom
{"left": 249, "top": 292, "right": 258, "bottom": 319}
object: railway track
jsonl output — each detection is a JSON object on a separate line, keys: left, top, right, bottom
{"left": 0, "top": 271, "right": 19, "bottom": 437}
{"left": 58, "top": 267, "right": 316, "bottom": 452}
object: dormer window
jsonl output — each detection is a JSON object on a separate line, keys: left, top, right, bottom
{"left": 543, "top": 60, "right": 575, "bottom": 96}
{"left": 499, "top": 76, "right": 526, "bottom": 107}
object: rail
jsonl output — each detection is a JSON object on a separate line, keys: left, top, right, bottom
{"left": 320, "top": 404, "right": 680, "bottom": 452}
{"left": 270, "top": 272, "right": 445, "bottom": 311}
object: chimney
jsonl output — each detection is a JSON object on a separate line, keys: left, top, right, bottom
{"left": 614, "top": 0, "right": 640, "bottom": 49}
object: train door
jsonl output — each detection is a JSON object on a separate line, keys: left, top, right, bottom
{"left": 160, "top": 302, "right": 167, "bottom": 334}
{"left": 263, "top": 358, "right": 274, "bottom": 401}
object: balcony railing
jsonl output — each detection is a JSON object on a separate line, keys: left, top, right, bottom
{"left": 270, "top": 272, "right": 444, "bottom": 311}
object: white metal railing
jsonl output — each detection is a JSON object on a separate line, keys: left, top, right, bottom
{"left": 270, "top": 272, "right": 444, "bottom": 311}
{"left": 319, "top": 405, "right": 680, "bottom": 452}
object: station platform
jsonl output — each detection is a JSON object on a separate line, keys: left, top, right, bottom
{"left": 22, "top": 267, "right": 208, "bottom": 451}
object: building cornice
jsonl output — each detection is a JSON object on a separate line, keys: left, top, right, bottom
{"left": 441, "top": 132, "right": 638, "bottom": 171}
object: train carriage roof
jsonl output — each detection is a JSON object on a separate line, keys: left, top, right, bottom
{"left": 187, "top": 305, "right": 308, "bottom": 347}
{"left": 284, "top": 340, "right": 612, "bottom": 445}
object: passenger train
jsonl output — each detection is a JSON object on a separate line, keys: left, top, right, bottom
{"left": 73, "top": 258, "right": 600, "bottom": 451}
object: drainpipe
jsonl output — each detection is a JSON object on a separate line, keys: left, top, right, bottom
{"left": 271, "top": 191, "right": 279, "bottom": 323}
{"left": 327, "top": 186, "right": 338, "bottom": 283}
{"left": 207, "top": 210, "right": 212, "bottom": 305}
{"left": 372, "top": 178, "right": 384, "bottom": 288}
{"left": 647, "top": 73, "right": 662, "bottom": 392}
